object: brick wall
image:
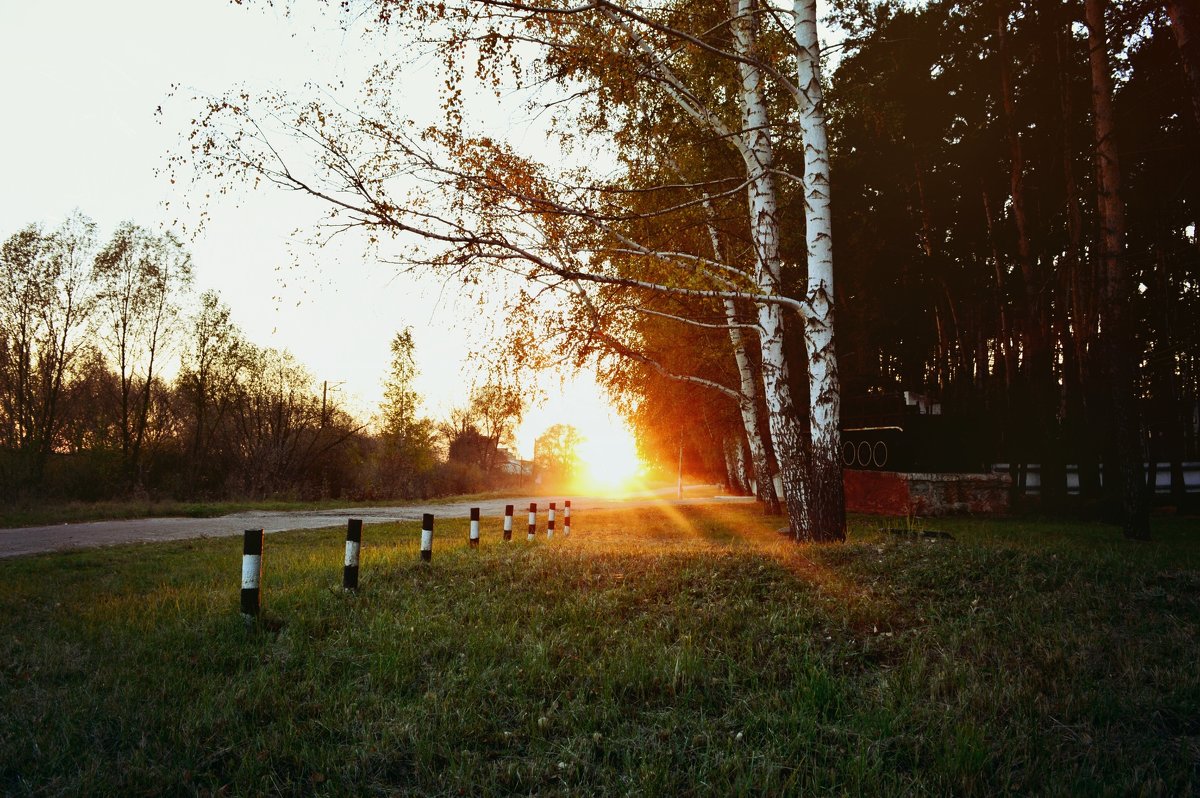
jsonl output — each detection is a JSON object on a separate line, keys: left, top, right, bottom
{"left": 844, "top": 470, "right": 1011, "bottom": 516}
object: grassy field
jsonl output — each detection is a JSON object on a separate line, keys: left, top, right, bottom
{"left": 1, "top": 504, "right": 1197, "bottom": 796}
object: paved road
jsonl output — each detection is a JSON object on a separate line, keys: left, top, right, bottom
{"left": 0, "top": 490, "right": 754, "bottom": 559}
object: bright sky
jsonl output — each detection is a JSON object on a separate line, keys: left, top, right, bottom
{"left": 0, "top": 0, "right": 634, "bottom": 460}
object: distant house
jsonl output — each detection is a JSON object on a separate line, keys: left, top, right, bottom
{"left": 496, "top": 448, "right": 533, "bottom": 477}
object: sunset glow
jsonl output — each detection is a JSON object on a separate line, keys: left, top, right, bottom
{"left": 576, "top": 423, "right": 645, "bottom": 495}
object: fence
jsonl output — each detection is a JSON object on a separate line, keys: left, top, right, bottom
{"left": 239, "top": 499, "right": 575, "bottom": 623}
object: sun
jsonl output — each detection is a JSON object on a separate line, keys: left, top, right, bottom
{"left": 576, "top": 422, "right": 644, "bottom": 495}
{"left": 513, "top": 372, "right": 647, "bottom": 496}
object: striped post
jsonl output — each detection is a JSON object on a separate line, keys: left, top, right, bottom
{"left": 503, "top": 504, "right": 514, "bottom": 541}
{"left": 564, "top": 500, "right": 571, "bottom": 536}
{"left": 343, "top": 518, "right": 362, "bottom": 591}
{"left": 469, "top": 507, "right": 481, "bottom": 548}
{"left": 527, "top": 502, "right": 536, "bottom": 542}
{"left": 420, "top": 513, "right": 434, "bottom": 562}
{"left": 548, "top": 502, "right": 556, "bottom": 539}
{"left": 241, "top": 529, "right": 264, "bottom": 620}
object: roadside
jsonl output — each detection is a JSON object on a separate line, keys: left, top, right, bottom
{"left": 0, "top": 493, "right": 510, "bottom": 530}
{"left": 0, "top": 483, "right": 722, "bottom": 529}
{"left": 0, "top": 485, "right": 745, "bottom": 558}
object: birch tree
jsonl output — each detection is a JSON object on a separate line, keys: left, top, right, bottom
{"left": 195, "top": 0, "right": 847, "bottom": 540}
{"left": 792, "top": 0, "right": 844, "bottom": 533}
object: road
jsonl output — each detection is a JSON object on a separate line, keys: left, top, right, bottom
{"left": 0, "top": 489, "right": 753, "bottom": 559}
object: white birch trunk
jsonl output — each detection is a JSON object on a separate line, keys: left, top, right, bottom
{"left": 698, "top": 185, "right": 782, "bottom": 513}
{"left": 734, "top": 0, "right": 812, "bottom": 538}
{"left": 734, "top": 435, "right": 750, "bottom": 495}
{"left": 723, "top": 435, "right": 749, "bottom": 494}
{"left": 792, "top": 0, "right": 845, "bottom": 540}
{"left": 723, "top": 299, "right": 781, "bottom": 511}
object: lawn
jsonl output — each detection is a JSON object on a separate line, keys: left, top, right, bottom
{"left": 1, "top": 504, "right": 1197, "bottom": 796}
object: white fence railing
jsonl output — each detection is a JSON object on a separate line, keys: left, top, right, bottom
{"left": 991, "top": 463, "right": 1200, "bottom": 495}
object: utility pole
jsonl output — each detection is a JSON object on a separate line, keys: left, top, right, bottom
{"left": 677, "top": 436, "right": 684, "bottom": 500}
{"left": 320, "top": 380, "right": 345, "bottom": 427}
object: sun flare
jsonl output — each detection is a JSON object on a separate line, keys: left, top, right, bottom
{"left": 576, "top": 422, "right": 644, "bottom": 495}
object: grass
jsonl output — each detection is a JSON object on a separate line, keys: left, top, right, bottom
{"left": 1, "top": 505, "right": 1198, "bottom": 796}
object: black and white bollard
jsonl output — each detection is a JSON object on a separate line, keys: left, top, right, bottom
{"left": 344, "top": 518, "right": 362, "bottom": 591}
{"left": 564, "top": 500, "right": 571, "bottom": 536}
{"left": 548, "top": 502, "right": 556, "bottom": 539}
{"left": 241, "top": 529, "right": 264, "bottom": 620}
{"left": 527, "top": 502, "right": 537, "bottom": 542}
{"left": 503, "top": 504, "right": 514, "bottom": 541}
{"left": 469, "top": 507, "right": 480, "bottom": 548}
{"left": 421, "top": 513, "right": 434, "bottom": 562}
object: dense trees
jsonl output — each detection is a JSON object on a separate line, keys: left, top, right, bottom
{"left": 0, "top": 213, "right": 95, "bottom": 488}
{"left": 0, "top": 215, "right": 526, "bottom": 503}
{"left": 822, "top": 0, "right": 1198, "bottom": 533}
{"left": 533, "top": 423, "right": 583, "bottom": 489}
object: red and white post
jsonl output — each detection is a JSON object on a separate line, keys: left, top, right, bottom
{"left": 527, "top": 502, "right": 536, "bottom": 542}
{"left": 503, "top": 504, "right": 514, "bottom": 541}
{"left": 564, "top": 500, "right": 571, "bottom": 536}
{"left": 469, "top": 507, "right": 480, "bottom": 548}
{"left": 548, "top": 502, "right": 556, "bottom": 539}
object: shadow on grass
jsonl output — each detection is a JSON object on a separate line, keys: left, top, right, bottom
{"left": 1, "top": 503, "right": 1197, "bottom": 796}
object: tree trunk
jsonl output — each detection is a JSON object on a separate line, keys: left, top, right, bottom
{"left": 697, "top": 196, "right": 781, "bottom": 513}
{"left": 1166, "top": 0, "right": 1200, "bottom": 127}
{"left": 981, "top": 188, "right": 1017, "bottom": 388}
{"left": 1086, "top": 0, "right": 1150, "bottom": 539}
{"left": 734, "top": 434, "right": 751, "bottom": 495}
{"left": 733, "top": 0, "right": 813, "bottom": 539}
{"left": 1055, "top": 18, "right": 1103, "bottom": 504}
{"left": 726, "top": 299, "right": 782, "bottom": 513}
{"left": 1153, "top": 250, "right": 1188, "bottom": 510}
{"left": 998, "top": 3, "right": 1065, "bottom": 510}
{"left": 793, "top": 0, "right": 845, "bottom": 541}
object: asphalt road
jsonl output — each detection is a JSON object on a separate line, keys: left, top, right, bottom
{"left": 0, "top": 490, "right": 753, "bottom": 559}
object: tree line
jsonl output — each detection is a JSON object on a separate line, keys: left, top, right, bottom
{"left": 173, "top": 0, "right": 1194, "bottom": 539}
{"left": 483, "top": 0, "right": 1198, "bottom": 531}
{"left": 0, "top": 214, "right": 534, "bottom": 504}
{"left": 579, "top": 0, "right": 1191, "bottom": 533}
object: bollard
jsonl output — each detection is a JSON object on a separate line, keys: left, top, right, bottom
{"left": 527, "top": 502, "right": 537, "bottom": 542}
{"left": 344, "top": 518, "right": 363, "bottom": 591}
{"left": 421, "top": 513, "right": 434, "bottom": 562}
{"left": 548, "top": 502, "right": 556, "bottom": 539}
{"left": 241, "top": 529, "right": 264, "bottom": 620}
{"left": 503, "top": 504, "right": 514, "bottom": 541}
{"left": 564, "top": 500, "right": 571, "bottom": 536}
{"left": 469, "top": 507, "right": 480, "bottom": 548}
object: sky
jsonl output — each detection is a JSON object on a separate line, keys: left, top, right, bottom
{"left": 0, "top": 0, "right": 632, "bottom": 460}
